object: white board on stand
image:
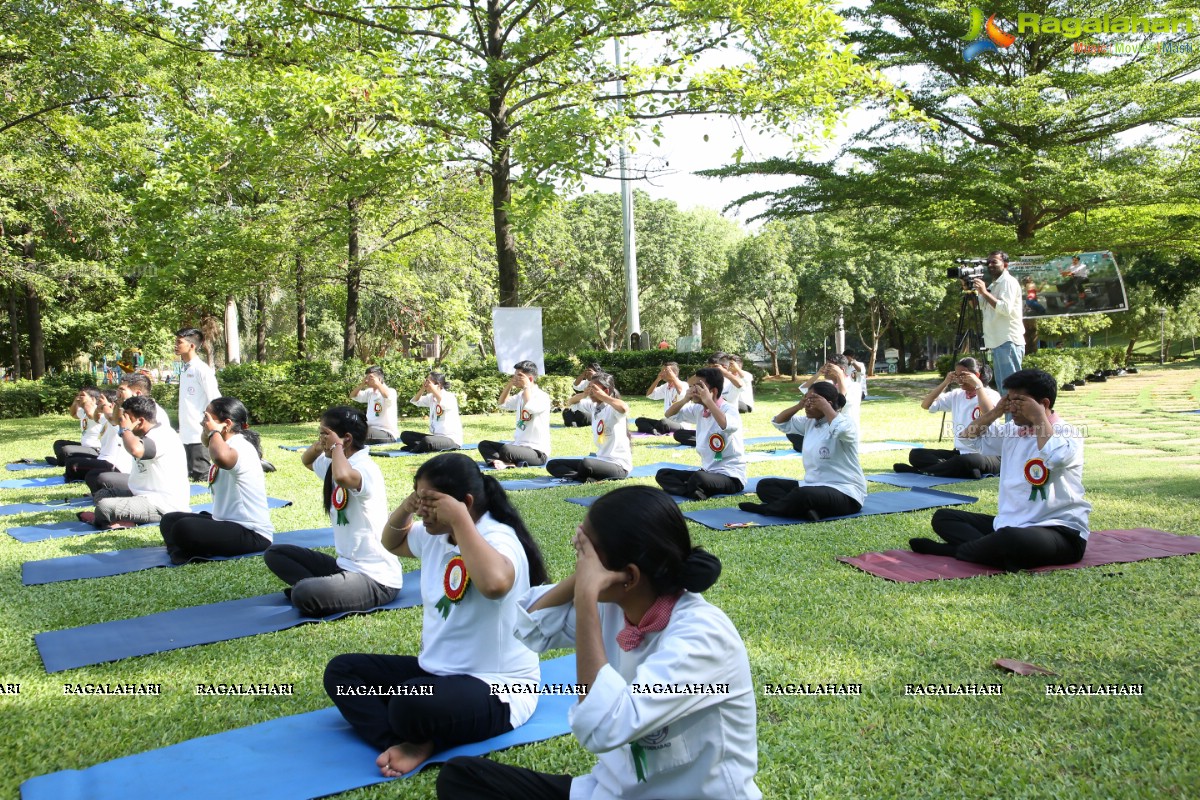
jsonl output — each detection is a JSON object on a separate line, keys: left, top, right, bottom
{"left": 492, "top": 307, "right": 545, "bottom": 376}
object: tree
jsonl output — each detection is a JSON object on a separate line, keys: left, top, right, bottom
{"left": 706, "top": 0, "right": 1200, "bottom": 253}
{"left": 194, "top": 0, "right": 894, "bottom": 306}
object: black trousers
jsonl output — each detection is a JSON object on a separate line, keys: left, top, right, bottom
{"left": 562, "top": 409, "right": 590, "bottom": 427}
{"left": 437, "top": 756, "right": 572, "bottom": 800}
{"left": 87, "top": 470, "right": 129, "bottom": 496}
{"left": 263, "top": 544, "right": 398, "bottom": 616}
{"left": 159, "top": 511, "right": 271, "bottom": 564}
{"left": 184, "top": 442, "right": 212, "bottom": 481}
{"left": 909, "top": 448, "right": 1001, "bottom": 478}
{"left": 64, "top": 456, "right": 115, "bottom": 483}
{"left": 753, "top": 479, "right": 862, "bottom": 519}
{"left": 673, "top": 429, "right": 697, "bottom": 447}
{"left": 655, "top": 467, "right": 743, "bottom": 499}
{"left": 787, "top": 433, "right": 805, "bottom": 453}
{"left": 324, "top": 654, "right": 514, "bottom": 752}
{"left": 478, "top": 441, "right": 547, "bottom": 467}
{"left": 546, "top": 457, "right": 629, "bottom": 481}
{"left": 53, "top": 440, "right": 98, "bottom": 464}
{"left": 399, "top": 431, "right": 460, "bottom": 452}
{"left": 930, "top": 509, "right": 1086, "bottom": 571}
{"left": 634, "top": 416, "right": 683, "bottom": 434}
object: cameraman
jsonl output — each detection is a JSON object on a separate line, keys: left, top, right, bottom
{"left": 972, "top": 251, "right": 1024, "bottom": 413}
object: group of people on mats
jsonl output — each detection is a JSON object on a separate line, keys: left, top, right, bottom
{"left": 26, "top": 337, "right": 1090, "bottom": 798}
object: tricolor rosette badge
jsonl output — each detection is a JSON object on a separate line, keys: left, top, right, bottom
{"left": 331, "top": 484, "right": 350, "bottom": 524}
{"left": 708, "top": 432, "right": 726, "bottom": 461}
{"left": 1024, "top": 458, "right": 1049, "bottom": 501}
{"left": 517, "top": 408, "right": 532, "bottom": 430}
{"left": 971, "top": 406, "right": 981, "bottom": 420}
{"left": 435, "top": 555, "right": 471, "bottom": 618}
{"left": 435, "top": 404, "right": 444, "bottom": 420}
{"left": 373, "top": 401, "right": 382, "bottom": 415}
{"left": 207, "top": 464, "right": 219, "bottom": 486}
{"left": 596, "top": 418, "right": 606, "bottom": 441}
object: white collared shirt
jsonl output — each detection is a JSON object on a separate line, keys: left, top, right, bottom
{"left": 128, "top": 424, "right": 190, "bottom": 514}
{"left": 975, "top": 416, "right": 1091, "bottom": 537}
{"left": 592, "top": 402, "right": 632, "bottom": 472}
{"left": 928, "top": 387, "right": 1002, "bottom": 452}
{"left": 178, "top": 357, "right": 221, "bottom": 445}
{"left": 981, "top": 269, "right": 1025, "bottom": 350}
{"left": 312, "top": 451, "right": 404, "bottom": 587}
{"left": 96, "top": 418, "right": 133, "bottom": 473}
{"left": 407, "top": 514, "right": 539, "bottom": 729}
{"left": 515, "top": 587, "right": 762, "bottom": 800}
{"left": 209, "top": 433, "right": 274, "bottom": 537}
{"left": 354, "top": 388, "right": 399, "bottom": 439}
{"left": 412, "top": 391, "right": 464, "bottom": 446}
{"left": 502, "top": 385, "right": 552, "bottom": 456}
{"left": 675, "top": 399, "right": 746, "bottom": 481}
{"left": 772, "top": 413, "right": 867, "bottom": 505}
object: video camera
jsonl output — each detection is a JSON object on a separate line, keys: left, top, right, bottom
{"left": 947, "top": 258, "right": 988, "bottom": 283}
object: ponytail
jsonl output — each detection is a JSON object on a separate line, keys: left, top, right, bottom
{"left": 415, "top": 453, "right": 548, "bottom": 586}
{"left": 208, "top": 397, "right": 262, "bottom": 458}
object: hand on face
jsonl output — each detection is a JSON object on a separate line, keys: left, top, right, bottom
{"left": 120, "top": 411, "right": 138, "bottom": 431}
{"left": 1005, "top": 393, "right": 1048, "bottom": 425}
{"left": 958, "top": 371, "right": 982, "bottom": 389}
{"left": 512, "top": 371, "right": 529, "bottom": 390}
{"left": 572, "top": 525, "right": 626, "bottom": 599}
{"left": 414, "top": 488, "right": 471, "bottom": 533}
{"left": 318, "top": 427, "right": 344, "bottom": 457}
{"left": 202, "top": 411, "right": 225, "bottom": 434}
{"left": 806, "top": 392, "right": 834, "bottom": 418}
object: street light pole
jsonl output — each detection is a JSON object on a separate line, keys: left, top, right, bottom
{"left": 615, "top": 39, "right": 640, "bottom": 349}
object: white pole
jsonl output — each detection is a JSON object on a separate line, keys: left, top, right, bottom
{"left": 834, "top": 306, "right": 845, "bottom": 354}
{"left": 615, "top": 39, "right": 640, "bottom": 349}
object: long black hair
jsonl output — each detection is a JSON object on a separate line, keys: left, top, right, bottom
{"left": 587, "top": 486, "right": 721, "bottom": 596}
{"left": 208, "top": 397, "right": 261, "bottom": 457}
{"left": 415, "top": 453, "right": 548, "bottom": 586}
{"left": 321, "top": 406, "right": 369, "bottom": 515}
{"left": 589, "top": 371, "right": 620, "bottom": 399}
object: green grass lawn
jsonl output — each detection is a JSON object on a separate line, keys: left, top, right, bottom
{"left": 1, "top": 366, "right": 1198, "bottom": 798}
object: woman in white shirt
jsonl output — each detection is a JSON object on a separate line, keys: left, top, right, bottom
{"left": 399, "top": 372, "right": 464, "bottom": 452}
{"left": 546, "top": 372, "right": 632, "bottom": 481}
{"left": 264, "top": 406, "right": 403, "bottom": 616}
{"left": 895, "top": 358, "right": 1001, "bottom": 479}
{"left": 436, "top": 485, "right": 761, "bottom": 800}
{"left": 159, "top": 397, "right": 275, "bottom": 565}
{"left": 742, "top": 381, "right": 866, "bottom": 521}
{"left": 323, "top": 452, "right": 549, "bottom": 777}
{"left": 563, "top": 363, "right": 601, "bottom": 427}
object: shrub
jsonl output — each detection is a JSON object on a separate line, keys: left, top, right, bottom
{"left": 1023, "top": 351, "right": 1076, "bottom": 388}
{"left": 0, "top": 382, "right": 48, "bottom": 419}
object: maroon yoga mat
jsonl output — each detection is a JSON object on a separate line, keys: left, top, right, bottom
{"left": 838, "top": 528, "right": 1200, "bottom": 583}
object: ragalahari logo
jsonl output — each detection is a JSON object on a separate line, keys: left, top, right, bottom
{"left": 962, "top": 8, "right": 1017, "bottom": 61}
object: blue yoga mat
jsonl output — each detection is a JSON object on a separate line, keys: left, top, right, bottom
{"left": 373, "top": 443, "right": 478, "bottom": 458}
{"left": 21, "top": 655, "right": 575, "bottom": 800}
{"left": 0, "top": 475, "right": 67, "bottom": 490}
{"left": 7, "top": 498, "right": 293, "bottom": 543}
{"left": 499, "top": 461, "right": 692, "bottom": 491}
{"left": 36, "top": 574, "right": 423, "bottom": 673}
{"left": 566, "top": 476, "right": 770, "bottom": 507}
{"left": 22, "top": 527, "right": 335, "bottom": 586}
{"left": 278, "top": 444, "right": 308, "bottom": 451}
{"left": 867, "top": 472, "right": 985, "bottom": 489}
{"left": 682, "top": 487, "right": 978, "bottom": 530}
{"left": 0, "top": 484, "right": 211, "bottom": 518}
{"left": 6, "top": 461, "right": 52, "bottom": 472}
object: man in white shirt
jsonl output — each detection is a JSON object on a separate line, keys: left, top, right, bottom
{"left": 895, "top": 357, "right": 1002, "bottom": 478}
{"left": 478, "top": 361, "right": 552, "bottom": 468}
{"left": 972, "top": 251, "right": 1024, "bottom": 407}
{"left": 910, "top": 369, "right": 1091, "bottom": 570}
{"left": 82, "top": 395, "right": 190, "bottom": 529}
{"left": 175, "top": 327, "right": 221, "bottom": 481}
{"left": 350, "top": 366, "right": 399, "bottom": 444}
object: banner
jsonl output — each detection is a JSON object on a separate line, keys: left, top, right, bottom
{"left": 492, "top": 307, "right": 545, "bottom": 376}
{"left": 1009, "top": 250, "right": 1128, "bottom": 318}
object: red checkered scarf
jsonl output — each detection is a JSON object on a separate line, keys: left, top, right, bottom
{"left": 616, "top": 592, "right": 682, "bottom": 651}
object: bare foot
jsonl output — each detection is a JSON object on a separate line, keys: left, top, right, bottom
{"left": 488, "top": 460, "right": 514, "bottom": 470}
{"left": 77, "top": 511, "right": 96, "bottom": 525}
{"left": 376, "top": 741, "right": 436, "bottom": 777}
{"left": 106, "top": 520, "right": 138, "bottom": 529}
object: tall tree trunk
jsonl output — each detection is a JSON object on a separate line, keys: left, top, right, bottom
{"left": 295, "top": 253, "right": 308, "bottom": 360}
{"left": 6, "top": 287, "right": 20, "bottom": 378}
{"left": 24, "top": 283, "right": 45, "bottom": 379}
{"left": 256, "top": 284, "right": 268, "bottom": 363}
{"left": 344, "top": 198, "right": 362, "bottom": 361}
{"left": 488, "top": 0, "right": 518, "bottom": 306}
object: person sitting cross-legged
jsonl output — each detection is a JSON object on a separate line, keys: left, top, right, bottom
{"left": 654, "top": 367, "right": 745, "bottom": 501}
{"left": 895, "top": 356, "right": 1002, "bottom": 479}
{"left": 545, "top": 372, "right": 631, "bottom": 482}
{"left": 909, "top": 368, "right": 1091, "bottom": 571}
